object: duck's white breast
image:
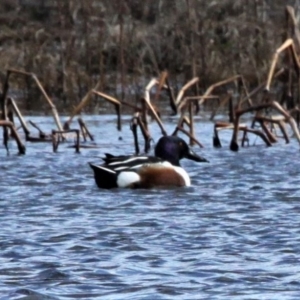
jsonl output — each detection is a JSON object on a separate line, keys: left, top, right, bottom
{"left": 172, "top": 166, "right": 191, "bottom": 186}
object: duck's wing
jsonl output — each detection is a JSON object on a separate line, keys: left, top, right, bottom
{"left": 89, "top": 156, "right": 162, "bottom": 189}
{"left": 102, "top": 153, "right": 133, "bottom": 164}
{"left": 103, "top": 155, "right": 163, "bottom": 171}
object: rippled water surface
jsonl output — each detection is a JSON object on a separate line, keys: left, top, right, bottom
{"left": 1, "top": 115, "right": 300, "bottom": 299}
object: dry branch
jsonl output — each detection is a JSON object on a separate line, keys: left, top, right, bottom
{"left": 230, "top": 101, "right": 300, "bottom": 151}
{"left": 199, "top": 75, "right": 242, "bottom": 105}
{"left": 175, "top": 77, "right": 199, "bottom": 106}
{"left": 6, "top": 69, "right": 63, "bottom": 131}
{"left": 78, "top": 118, "right": 94, "bottom": 141}
{"left": 7, "top": 97, "right": 30, "bottom": 138}
{"left": 285, "top": 6, "right": 300, "bottom": 49}
{"left": 265, "top": 39, "right": 300, "bottom": 91}
{"left": 130, "top": 112, "right": 152, "bottom": 154}
{"left": 29, "top": 120, "right": 47, "bottom": 139}
{"left": 0, "top": 120, "right": 25, "bottom": 154}
{"left": 255, "top": 115, "right": 289, "bottom": 143}
{"left": 177, "top": 95, "right": 218, "bottom": 113}
{"left": 65, "top": 79, "right": 102, "bottom": 128}
{"left": 210, "top": 94, "right": 230, "bottom": 120}
{"left": 92, "top": 90, "right": 122, "bottom": 131}
{"left": 144, "top": 78, "right": 167, "bottom": 136}
{"left": 154, "top": 70, "right": 168, "bottom": 102}
{"left": 175, "top": 126, "right": 204, "bottom": 148}
{"left": 52, "top": 129, "right": 80, "bottom": 153}
{"left": 165, "top": 77, "right": 177, "bottom": 114}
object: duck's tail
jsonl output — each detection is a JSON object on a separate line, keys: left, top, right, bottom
{"left": 89, "top": 163, "right": 118, "bottom": 189}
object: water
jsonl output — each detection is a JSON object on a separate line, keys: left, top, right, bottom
{"left": 1, "top": 114, "right": 300, "bottom": 299}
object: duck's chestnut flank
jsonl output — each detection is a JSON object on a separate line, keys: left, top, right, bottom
{"left": 132, "top": 163, "right": 188, "bottom": 188}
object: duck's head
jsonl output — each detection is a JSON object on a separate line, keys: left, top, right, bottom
{"left": 154, "top": 136, "right": 208, "bottom": 166}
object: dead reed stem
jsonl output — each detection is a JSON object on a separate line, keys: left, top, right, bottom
{"left": 6, "top": 69, "right": 63, "bottom": 131}
{"left": 78, "top": 118, "right": 94, "bottom": 141}
{"left": 144, "top": 78, "right": 167, "bottom": 136}
{"left": 29, "top": 120, "right": 47, "bottom": 138}
{"left": 165, "top": 77, "right": 177, "bottom": 114}
{"left": 175, "top": 77, "right": 199, "bottom": 106}
{"left": 64, "top": 79, "right": 103, "bottom": 128}
{"left": 52, "top": 129, "right": 80, "bottom": 153}
{"left": 176, "top": 126, "right": 204, "bottom": 148}
{"left": 130, "top": 113, "right": 140, "bottom": 154}
{"left": 230, "top": 101, "right": 300, "bottom": 151}
{"left": 0, "top": 120, "right": 25, "bottom": 154}
{"left": 130, "top": 112, "right": 152, "bottom": 154}
{"left": 91, "top": 90, "right": 122, "bottom": 131}
{"left": 7, "top": 97, "right": 30, "bottom": 138}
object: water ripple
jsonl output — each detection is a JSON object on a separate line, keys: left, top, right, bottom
{"left": 1, "top": 116, "right": 300, "bottom": 299}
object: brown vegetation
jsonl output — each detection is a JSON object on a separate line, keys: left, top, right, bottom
{"left": 0, "top": 0, "right": 293, "bottom": 113}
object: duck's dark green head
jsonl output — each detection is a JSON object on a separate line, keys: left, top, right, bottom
{"left": 154, "top": 136, "right": 208, "bottom": 166}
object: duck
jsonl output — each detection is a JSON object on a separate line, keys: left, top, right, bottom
{"left": 89, "top": 135, "right": 208, "bottom": 189}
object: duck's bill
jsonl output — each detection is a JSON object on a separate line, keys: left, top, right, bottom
{"left": 185, "top": 148, "right": 209, "bottom": 162}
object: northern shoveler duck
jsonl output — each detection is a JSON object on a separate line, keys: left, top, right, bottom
{"left": 89, "top": 136, "right": 208, "bottom": 189}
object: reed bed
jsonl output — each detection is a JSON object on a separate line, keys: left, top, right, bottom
{"left": 1, "top": 2, "right": 300, "bottom": 155}
{"left": 0, "top": 0, "right": 292, "bottom": 112}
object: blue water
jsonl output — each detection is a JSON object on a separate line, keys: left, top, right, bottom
{"left": 1, "top": 115, "right": 300, "bottom": 299}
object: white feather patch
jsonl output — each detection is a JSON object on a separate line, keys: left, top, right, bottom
{"left": 172, "top": 166, "right": 191, "bottom": 186}
{"left": 114, "top": 164, "right": 145, "bottom": 171}
{"left": 117, "top": 171, "right": 141, "bottom": 188}
{"left": 113, "top": 166, "right": 130, "bottom": 171}
{"left": 93, "top": 165, "right": 116, "bottom": 174}
{"left": 109, "top": 156, "right": 149, "bottom": 166}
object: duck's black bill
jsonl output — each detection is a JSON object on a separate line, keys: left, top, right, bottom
{"left": 185, "top": 148, "right": 209, "bottom": 162}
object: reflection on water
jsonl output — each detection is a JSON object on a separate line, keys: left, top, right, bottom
{"left": 1, "top": 115, "right": 300, "bottom": 299}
